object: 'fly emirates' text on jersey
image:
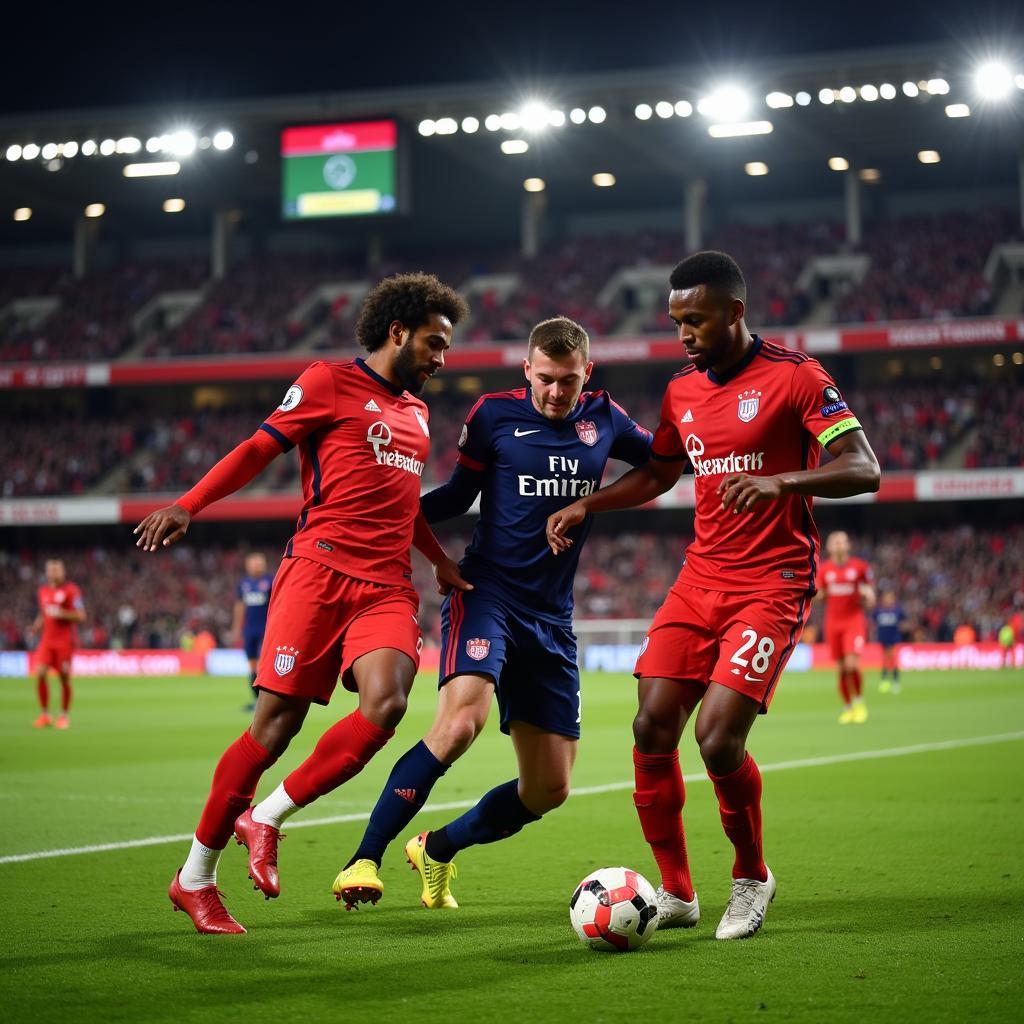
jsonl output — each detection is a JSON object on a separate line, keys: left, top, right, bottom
{"left": 260, "top": 359, "right": 431, "bottom": 587}
{"left": 651, "top": 336, "right": 863, "bottom": 594}
{"left": 428, "top": 388, "right": 652, "bottom": 622}
{"left": 38, "top": 582, "right": 83, "bottom": 645}
{"left": 820, "top": 558, "right": 873, "bottom": 625}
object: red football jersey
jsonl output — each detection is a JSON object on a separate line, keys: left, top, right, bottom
{"left": 38, "top": 581, "right": 83, "bottom": 646}
{"left": 820, "top": 558, "right": 873, "bottom": 624}
{"left": 260, "top": 359, "right": 431, "bottom": 587}
{"left": 651, "top": 336, "right": 863, "bottom": 593}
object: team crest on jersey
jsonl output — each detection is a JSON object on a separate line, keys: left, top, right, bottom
{"left": 274, "top": 645, "right": 299, "bottom": 676}
{"left": 575, "top": 420, "right": 598, "bottom": 446}
{"left": 466, "top": 638, "right": 491, "bottom": 661}
{"left": 737, "top": 389, "right": 762, "bottom": 423}
{"left": 639, "top": 636, "right": 650, "bottom": 656}
{"left": 279, "top": 385, "right": 303, "bottom": 412}
{"left": 413, "top": 408, "right": 430, "bottom": 438}
{"left": 458, "top": 424, "right": 468, "bottom": 448}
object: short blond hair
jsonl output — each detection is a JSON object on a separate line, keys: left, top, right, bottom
{"left": 528, "top": 316, "right": 590, "bottom": 361}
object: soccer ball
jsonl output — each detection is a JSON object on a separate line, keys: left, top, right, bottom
{"left": 569, "top": 866, "right": 659, "bottom": 952}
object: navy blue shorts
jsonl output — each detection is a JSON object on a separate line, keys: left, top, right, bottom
{"left": 439, "top": 588, "right": 581, "bottom": 739}
{"left": 243, "top": 632, "right": 265, "bottom": 662}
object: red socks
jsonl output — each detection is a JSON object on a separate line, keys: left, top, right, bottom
{"left": 284, "top": 710, "right": 393, "bottom": 808}
{"left": 838, "top": 670, "right": 851, "bottom": 705}
{"left": 839, "top": 668, "right": 864, "bottom": 703}
{"left": 59, "top": 674, "right": 72, "bottom": 712}
{"left": 196, "top": 731, "right": 278, "bottom": 849}
{"left": 36, "top": 676, "right": 49, "bottom": 710}
{"left": 709, "top": 753, "right": 767, "bottom": 882}
{"left": 849, "top": 668, "right": 863, "bottom": 698}
{"left": 632, "top": 748, "right": 694, "bottom": 902}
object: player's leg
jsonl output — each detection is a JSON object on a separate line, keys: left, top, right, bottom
{"left": 879, "top": 645, "right": 893, "bottom": 692}
{"left": 891, "top": 646, "right": 902, "bottom": 692}
{"left": 830, "top": 628, "right": 853, "bottom": 720}
{"left": 33, "top": 655, "right": 52, "bottom": 728}
{"left": 845, "top": 647, "right": 867, "bottom": 723}
{"left": 55, "top": 653, "right": 72, "bottom": 729}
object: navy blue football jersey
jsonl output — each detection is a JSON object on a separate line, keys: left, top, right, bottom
{"left": 237, "top": 573, "right": 273, "bottom": 636}
{"left": 422, "top": 388, "right": 651, "bottom": 622}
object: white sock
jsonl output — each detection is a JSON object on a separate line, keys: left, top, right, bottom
{"left": 179, "top": 836, "right": 221, "bottom": 890}
{"left": 251, "top": 783, "right": 300, "bottom": 829}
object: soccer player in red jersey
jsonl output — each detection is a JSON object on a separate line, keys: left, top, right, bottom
{"left": 819, "top": 531, "right": 876, "bottom": 723}
{"left": 134, "top": 273, "right": 470, "bottom": 935}
{"left": 29, "top": 558, "right": 85, "bottom": 729}
{"left": 547, "top": 251, "right": 880, "bottom": 940}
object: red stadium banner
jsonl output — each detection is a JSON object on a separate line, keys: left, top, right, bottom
{"left": 809, "top": 642, "right": 1023, "bottom": 671}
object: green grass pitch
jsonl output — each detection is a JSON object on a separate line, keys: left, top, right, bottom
{"left": 2, "top": 667, "right": 1022, "bottom": 1023}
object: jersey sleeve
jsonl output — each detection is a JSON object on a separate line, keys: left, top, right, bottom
{"left": 607, "top": 398, "right": 653, "bottom": 467}
{"left": 259, "top": 362, "right": 337, "bottom": 450}
{"left": 861, "top": 562, "right": 874, "bottom": 585}
{"left": 454, "top": 396, "right": 494, "bottom": 471}
{"left": 68, "top": 583, "right": 84, "bottom": 610}
{"left": 791, "top": 360, "right": 863, "bottom": 450}
{"left": 650, "top": 385, "right": 686, "bottom": 462}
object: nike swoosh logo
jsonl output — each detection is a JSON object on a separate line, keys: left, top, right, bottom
{"left": 744, "top": 673, "right": 763, "bottom": 683}
{"left": 514, "top": 428, "right": 541, "bottom": 437}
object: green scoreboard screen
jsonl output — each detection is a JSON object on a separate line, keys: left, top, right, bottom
{"left": 281, "top": 121, "right": 398, "bottom": 219}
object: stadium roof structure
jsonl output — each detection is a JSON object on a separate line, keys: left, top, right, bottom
{"left": 1, "top": 41, "right": 1022, "bottom": 247}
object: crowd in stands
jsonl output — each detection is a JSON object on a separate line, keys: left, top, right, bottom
{"left": 2, "top": 209, "right": 1019, "bottom": 362}
{"left": 2, "top": 525, "right": 1020, "bottom": 653}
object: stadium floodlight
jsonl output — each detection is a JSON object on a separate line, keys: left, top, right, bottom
{"left": 926, "top": 78, "right": 949, "bottom": 95}
{"left": 697, "top": 85, "right": 749, "bottom": 121}
{"left": 588, "top": 106, "right": 606, "bottom": 123}
{"left": 917, "top": 150, "right": 941, "bottom": 164}
{"left": 63, "top": 141, "right": 78, "bottom": 158}
{"left": 165, "top": 130, "right": 197, "bottom": 157}
{"left": 162, "top": 198, "right": 186, "bottom": 213}
{"left": 13, "top": 207, "right": 32, "bottom": 221}
{"left": 828, "top": 156, "right": 850, "bottom": 171}
{"left": 123, "top": 161, "right": 181, "bottom": 177}
{"left": 500, "top": 112, "right": 522, "bottom": 131}
{"left": 765, "top": 91, "right": 793, "bottom": 108}
{"left": 212, "top": 130, "right": 234, "bottom": 150}
{"left": 795, "top": 91, "right": 811, "bottom": 106}
{"left": 41, "top": 142, "right": 58, "bottom": 159}
{"left": 84, "top": 203, "right": 105, "bottom": 218}
{"left": 198, "top": 136, "right": 212, "bottom": 150}
{"left": 674, "top": 100, "right": 693, "bottom": 117}
{"left": 858, "top": 168, "right": 881, "bottom": 182}
{"left": 116, "top": 137, "right": 141, "bottom": 154}
{"left": 655, "top": 101, "right": 674, "bottom": 118}
{"left": 1017, "top": 74, "right": 1024, "bottom": 90}
{"left": 838, "top": 86, "right": 857, "bottom": 103}
{"left": 461, "top": 116, "right": 480, "bottom": 133}
{"left": 975, "top": 61, "right": 1013, "bottom": 100}
{"left": 879, "top": 83, "right": 897, "bottom": 99}
{"left": 523, "top": 177, "right": 545, "bottom": 192}
{"left": 435, "top": 118, "right": 458, "bottom": 135}
{"left": 634, "top": 103, "right": 653, "bottom": 120}
{"left": 5, "top": 144, "right": 22, "bottom": 161}
{"left": 1013, "top": 351, "right": 1024, "bottom": 365}
{"left": 744, "top": 161, "right": 769, "bottom": 176}
{"left": 520, "top": 103, "right": 551, "bottom": 132}
{"left": 945, "top": 103, "right": 971, "bottom": 118}
{"left": 592, "top": 172, "right": 616, "bottom": 187}
{"left": 569, "top": 107, "right": 586, "bottom": 124}
{"left": 22, "top": 143, "right": 40, "bottom": 159}
{"left": 418, "top": 119, "right": 436, "bottom": 136}
{"left": 902, "top": 81, "right": 920, "bottom": 97}
{"left": 99, "top": 139, "right": 116, "bottom": 156}
{"left": 484, "top": 114, "right": 502, "bottom": 131}
{"left": 500, "top": 139, "right": 529, "bottom": 154}
{"left": 548, "top": 109, "right": 566, "bottom": 127}
{"left": 993, "top": 353, "right": 1006, "bottom": 366}
{"left": 818, "top": 88, "right": 835, "bottom": 105}
{"left": 707, "top": 120, "right": 773, "bottom": 138}
{"left": 146, "top": 136, "right": 162, "bottom": 153}
{"left": 81, "top": 140, "right": 97, "bottom": 155}
{"left": 860, "top": 84, "right": 879, "bottom": 101}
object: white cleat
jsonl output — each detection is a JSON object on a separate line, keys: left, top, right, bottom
{"left": 715, "top": 866, "right": 776, "bottom": 940}
{"left": 655, "top": 885, "right": 700, "bottom": 929}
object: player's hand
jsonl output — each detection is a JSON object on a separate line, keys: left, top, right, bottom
{"left": 546, "top": 502, "right": 586, "bottom": 555}
{"left": 434, "top": 556, "right": 474, "bottom": 596}
{"left": 718, "top": 474, "right": 783, "bottom": 514}
{"left": 134, "top": 503, "right": 191, "bottom": 551}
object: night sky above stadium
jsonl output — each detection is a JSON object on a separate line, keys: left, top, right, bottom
{"left": 2, "top": 0, "right": 1019, "bottom": 115}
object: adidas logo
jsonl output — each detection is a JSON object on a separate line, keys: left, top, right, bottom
{"left": 394, "top": 788, "right": 417, "bottom": 804}
{"left": 364, "top": 398, "right": 382, "bottom": 413}
{"left": 681, "top": 409, "right": 694, "bottom": 422}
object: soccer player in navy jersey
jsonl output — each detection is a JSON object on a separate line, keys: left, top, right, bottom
{"left": 231, "top": 552, "right": 274, "bottom": 711}
{"left": 332, "top": 316, "right": 653, "bottom": 910}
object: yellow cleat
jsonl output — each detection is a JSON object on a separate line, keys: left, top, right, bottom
{"left": 878, "top": 680, "right": 892, "bottom": 694}
{"left": 852, "top": 702, "right": 868, "bottom": 724}
{"left": 332, "top": 858, "right": 383, "bottom": 911}
{"left": 838, "top": 708, "right": 855, "bottom": 725}
{"left": 405, "top": 831, "right": 458, "bottom": 909}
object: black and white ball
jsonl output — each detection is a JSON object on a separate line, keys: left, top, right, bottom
{"left": 569, "top": 867, "right": 659, "bottom": 952}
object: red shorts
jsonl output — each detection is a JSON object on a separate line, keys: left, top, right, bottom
{"left": 35, "top": 645, "right": 73, "bottom": 674}
{"left": 825, "top": 618, "right": 867, "bottom": 660}
{"left": 634, "top": 581, "right": 811, "bottom": 712}
{"left": 256, "top": 556, "right": 421, "bottom": 706}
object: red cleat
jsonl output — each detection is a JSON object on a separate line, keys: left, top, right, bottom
{"left": 54, "top": 714, "right": 70, "bottom": 730}
{"left": 33, "top": 712, "right": 52, "bottom": 729}
{"left": 168, "top": 870, "right": 246, "bottom": 934}
{"left": 233, "top": 808, "right": 282, "bottom": 899}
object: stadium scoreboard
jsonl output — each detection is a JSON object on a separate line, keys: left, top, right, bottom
{"left": 281, "top": 120, "right": 398, "bottom": 219}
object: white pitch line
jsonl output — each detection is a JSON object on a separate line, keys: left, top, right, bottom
{"left": 2, "top": 730, "right": 1022, "bottom": 867}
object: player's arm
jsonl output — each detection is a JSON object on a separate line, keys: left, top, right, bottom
{"left": 29, "top": 613, "right": 43, "bottom": 635}
{"left": 859, "top": 581, "right": 877, "bottom": 611}
{"left": 413, "top": 509, "right": 473, "bottom": 596}
{"left": 230, "top": 599, "right": 245, "bottom": 644}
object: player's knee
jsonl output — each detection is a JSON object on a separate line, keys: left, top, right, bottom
{"left": 632, "top": 708, "right": 671, "bottom": 753}
{"left": 365, "top": 690, "right": 409, "bottom": 731}
{"left": 520, "top": 778, "right": 570, "bottom": 815}
{"left": 432, "top": 709, "right": 484, "bottom": 761}
{"left": 696, "top": 726, "right": 745, "bottom": 775}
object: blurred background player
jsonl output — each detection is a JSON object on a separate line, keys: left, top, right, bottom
{"left": 820, "top": 531, "right": 876, "bottom": 724}
{"left": 29, "top": 559, "right": 86, "bottom": 729}
{"left": 231, "top": 553, "right": 274, "bottom": 711}
{"left": 998, "top": 620, "right": 1017, "bottom": 669}
{"left": 874, "top": 590, "right": 907, "bottom": 693}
